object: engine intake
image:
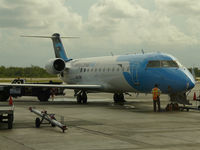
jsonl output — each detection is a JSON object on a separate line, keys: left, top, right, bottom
{"left": 45, "top": 58, "right": 65, "bottom": 74}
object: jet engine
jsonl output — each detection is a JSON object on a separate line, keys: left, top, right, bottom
{"left": 45, "top": 58, "right": 65, "bottom": 74}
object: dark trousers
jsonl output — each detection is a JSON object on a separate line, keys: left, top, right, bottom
{"left": 153, "top": 97, "right": 160, "bottom": 112}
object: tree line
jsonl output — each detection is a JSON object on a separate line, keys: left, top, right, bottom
{"left": 0, "top": 66, "right": 56, "bottom": 78}
{"left": 188, "top": 67, "right": 200, "bottom": 77}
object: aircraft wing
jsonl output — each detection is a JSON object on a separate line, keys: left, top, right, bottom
{"left": 0, "top": 83, "right": 102, "bottom": 90}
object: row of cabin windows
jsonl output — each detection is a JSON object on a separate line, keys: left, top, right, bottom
{"left": 80, "top": 67, "right": 129, "bottom": 73}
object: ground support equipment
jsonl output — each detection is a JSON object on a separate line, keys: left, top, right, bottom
{"left": 29, "top": 107, "right": 67, "bottom": 132}
{"left": 0, "top": 105, "right": 14, "bottom": 129}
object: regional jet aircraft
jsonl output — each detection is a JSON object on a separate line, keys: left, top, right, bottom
{"left": 0, "top": 33, "right": 195, "bottom": 104}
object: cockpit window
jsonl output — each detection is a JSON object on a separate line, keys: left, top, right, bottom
{"left": 147, "top": 60, "right": 178, "bottom": 68}
{"left": 146, "top": 61, "right": 160, "bottom": 68}
{"left": 161, "top": 60, "right": 178, "bottom": 67}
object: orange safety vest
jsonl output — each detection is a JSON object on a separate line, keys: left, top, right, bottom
{"left": 152, "top": 87, "right": 160, "bottom": 100}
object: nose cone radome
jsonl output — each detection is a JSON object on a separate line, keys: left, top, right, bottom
{"left": 179, "top": 68, "right": 195, "bottom": 91}
{"left": 188, "top": 79, "right": 195, "bottom": 90}
{"left": 166, "top": 68, "right": 195, "bottom": 93}
{"left": 186, "top": 70, "right": 195, "bottom": 90}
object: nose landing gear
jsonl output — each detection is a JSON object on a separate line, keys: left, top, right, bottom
{"left": 113, "top": 93, "right": 126, "bottom": 103}
{"left": 76, "top": 91, "right": 87, "bottom": 104}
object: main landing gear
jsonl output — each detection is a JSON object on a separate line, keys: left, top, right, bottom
{"left": 113, "top": 93, "right": 126, "bottom": 103}
{"left": 76, "top": 91, "right": 87, "bottom": 104}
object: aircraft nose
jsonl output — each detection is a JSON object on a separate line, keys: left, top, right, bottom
{"left": 187, "top": 76, "right": 195, "bottom": 90}
{"left": 167, "top": 68, "right": 195, "bottom": 93}
{"left": 182, "top": 68, "right": 195, "bottom": 91}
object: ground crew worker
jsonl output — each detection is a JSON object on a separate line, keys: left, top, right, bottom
{"left": 152, "top": 84, "right": 161, "bottom": 112}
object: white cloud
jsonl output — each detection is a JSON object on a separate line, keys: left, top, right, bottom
{"left": 0, "top": 0, "right": 83, "bottom": 66}
{"left": 84, "top": 0, "right": 196, "bottom": 48}
{"left": 0, "top": 0, "right": 200, "bottom": 67}
{"left": 155, "top": 0, "right": 200, "bottom": 16}
{"left": 155, "top": 0, "right": 200, "bottom": 43}
{"left": 0, "top": 0, "right": 82, "bottom": 32}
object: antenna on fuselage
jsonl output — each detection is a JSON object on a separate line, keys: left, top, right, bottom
{"left": 141, "top": 49, "right": 144, "bottom": 54}
{"left": 191, "top": 66, "right": 196, "bottom": 80}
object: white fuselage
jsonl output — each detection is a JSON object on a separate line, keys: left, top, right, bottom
{"left": 60, "top": 56, "right": 134, "bottom": 92}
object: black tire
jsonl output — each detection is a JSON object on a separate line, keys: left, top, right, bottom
{"left": 82, "top": 92, "right": 87, "bottom": 104}
{"left": 0, "top": 115, "right": 2, "bottom": 122}
{"left": 77, "top": 94, "right": 82, "bottom": 104}
{"left": 113, "top": 93, "right": 119, "bottom": 103}
{"left": 37, "top": 92, "right": 50, "bottom": 102}
{"left": 51, "top": 123, "right": 56, "bottom": 127}
{"left": 119, "top": 93, "right": 125, "bottom": 102}
{"left": 8, "top": 114, "right": 13, "bottom": 129}
{"left": 35, "top": 117, "right": 41, "bottom": 128}
{"left": 0, "top": 92, "right": 9, "bottom": 102}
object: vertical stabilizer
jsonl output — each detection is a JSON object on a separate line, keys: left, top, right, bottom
{"left": 51, "top": 33, "right": 70, "bottom": 61}
{"left": 21, "top": 33, "right": 78, "bottom": 62}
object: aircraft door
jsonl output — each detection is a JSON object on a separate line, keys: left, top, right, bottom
{"left": 130, "top": 63, "right": 140, "bottom": 86}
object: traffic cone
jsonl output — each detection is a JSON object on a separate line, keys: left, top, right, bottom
{"left": 193, "top": 92, "right": 197, "bottom": 100}
{"left": 9, "top": 96, "right": 13, "bottom": 105}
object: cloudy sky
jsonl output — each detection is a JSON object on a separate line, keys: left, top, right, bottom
{"left": 0, "top": 0, "right": 199, "bottom": 67}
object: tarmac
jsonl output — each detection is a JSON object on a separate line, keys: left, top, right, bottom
{"left": 1, "top": 86, "right": 200, "bottom": 150}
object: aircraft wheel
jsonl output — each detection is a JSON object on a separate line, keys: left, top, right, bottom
{"left": 113, "top": 93, "right": 125, "bottom": 103}
{"left": 0, "top": 115, "right": 2, "bottom": 122}
{"left": 77, "top": 94, "right": 82, "bottom": 104}
{"left": 119, "top": 93, "right": 125, "bottom": 102}
{"left": 51, "top": 123, "right": 56, "bottom": 127}
{"left": 113, "top": 93, "right": 119, "bottom": 103}
{"left": 82, "top": 92, "right": 87, "bottom": 104}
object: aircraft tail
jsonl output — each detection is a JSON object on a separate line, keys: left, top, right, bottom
{"left": 21, "top": 33, "right": 79, "bottom": 62}
{"left": 51, "top": 33, "right": 70, "bottom": 61}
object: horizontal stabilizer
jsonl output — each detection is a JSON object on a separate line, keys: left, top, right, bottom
{"left": 21, "top": 35, "right": 79, "bottom": 39}
{"left": 21, "top": 33, "right": 79, "bottom": 61}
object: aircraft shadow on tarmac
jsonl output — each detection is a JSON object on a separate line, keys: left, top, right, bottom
{"left": 12, "top": 99, "right": 155, "bottom": 113}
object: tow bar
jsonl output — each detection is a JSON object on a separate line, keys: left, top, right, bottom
{"left": 29, "top": 107, "right": 67, "bottom": 133}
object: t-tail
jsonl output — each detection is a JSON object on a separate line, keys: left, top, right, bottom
{"left": 21, "top": 33, "right": 79, "bottom": 62}
{"left": 51, "top": 33, "right": 70, "bottom": 62}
